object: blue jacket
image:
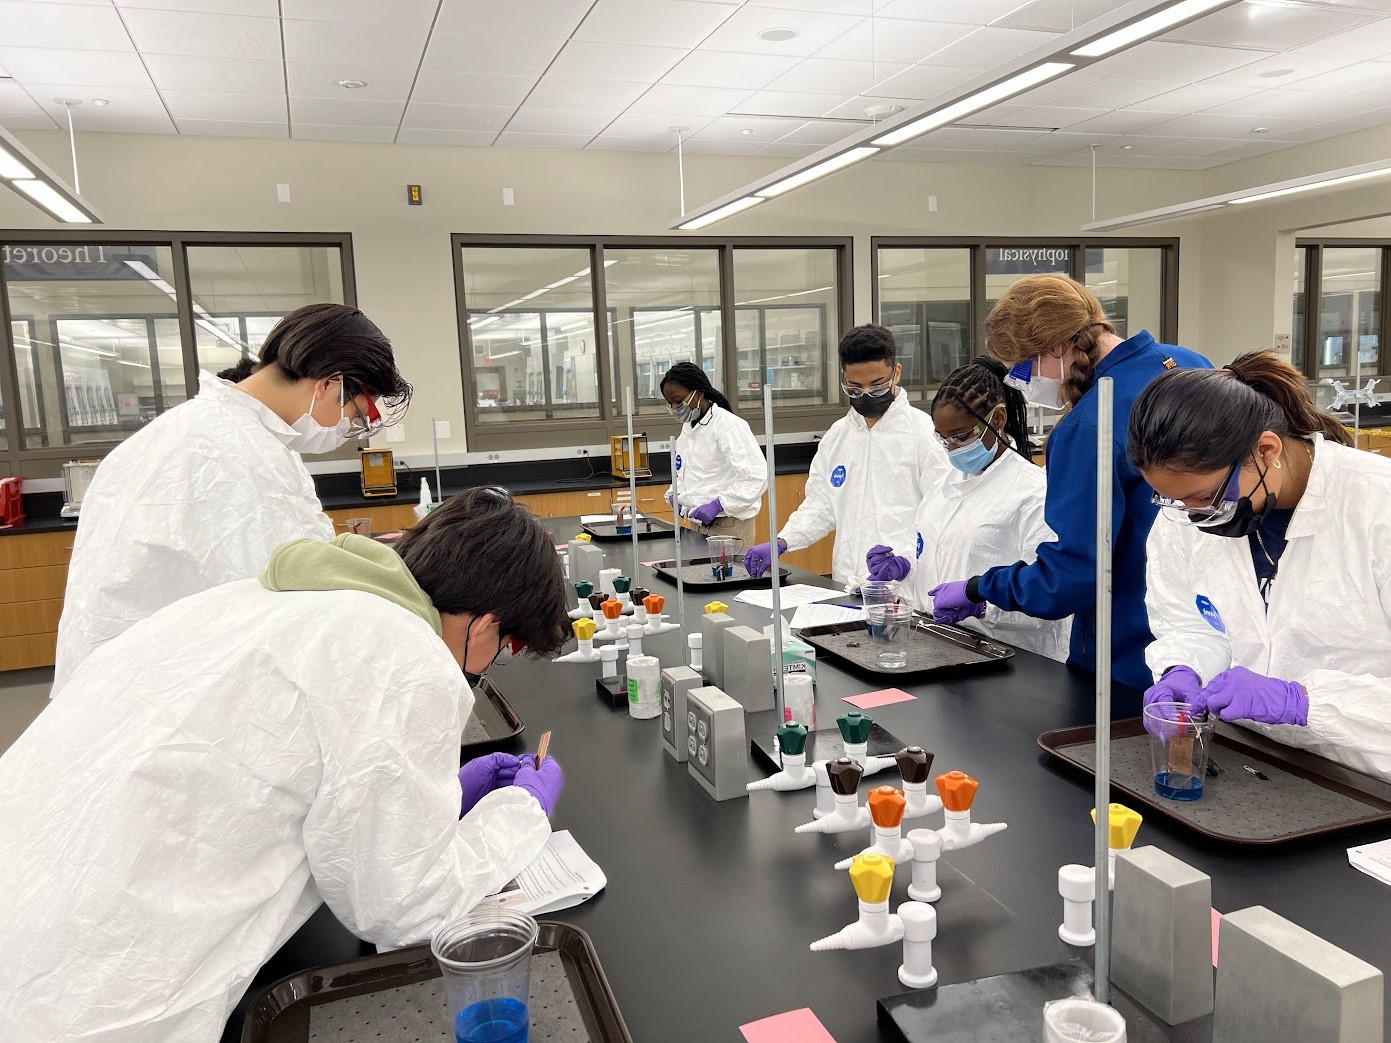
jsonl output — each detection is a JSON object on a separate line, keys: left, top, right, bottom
{"left": 977, "top": 331, "right": 1212, "bottom": 692}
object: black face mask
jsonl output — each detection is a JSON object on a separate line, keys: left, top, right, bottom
{"left": 1196, "top": 461, "right": 1276, "bottom": 539}
{"left": 850, "top": 389, "right": 894, "bottom": 419}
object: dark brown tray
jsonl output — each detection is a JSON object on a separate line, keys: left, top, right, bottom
{"left": 1038, "top": 718, "right": 1391, "bottom": 846}
{"left": 242, "top": 921, "right": 632, "bottom": 1042}
{"left": 798, "top": 617, "right": 1015, "bottom": 678}
{"left": 648, "top": 555, "right": 791, "bottom": 589}
{"left": 460, "top": 676, "right": 524, "bottom": 757}
{"left": 581, "top": 517, "right": 675, "bottom": 541}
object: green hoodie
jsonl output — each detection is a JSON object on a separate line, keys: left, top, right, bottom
{"left": 259, "top": 533, "right": 442, "bottom": 636}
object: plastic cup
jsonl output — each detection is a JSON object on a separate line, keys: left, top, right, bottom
{"left": 610, "top": 502, "right": 632, "bottom": 535}
{"left": 345, "top": 517, "right": 372, "bottom": 536}
{"left": 1144, "top": 701, "right": 1218, "bottom": 802}
{"left": 867, "top": 602, "right": 913, "bottom": 669}
{"left": 706, "top": 535, "right": 745, "bottom": 580}
{"left": 1043, "top": 998, "right": 1127, "bottom": 1042}
{"left": 432, "top": 908, "right": 537, "bottom": 1043}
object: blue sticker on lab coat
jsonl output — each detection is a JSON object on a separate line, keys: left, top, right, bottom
{"left": 830, "top": 464, "right": 847, "bottom": 488}
{"left": 674, "top": 454, "right": 682, "bottom": 472}
{"left": 1195, "top": 594, "right": 1225, "bottom": 634}
{"left": 916, "top": 532, "right": 924, "bottom": 560}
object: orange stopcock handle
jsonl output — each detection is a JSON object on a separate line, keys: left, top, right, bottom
{"left": 850, "top": 853, "right": 895, "bottom": 904}
{"left": 644, "top": 594, "right": 666, "bottom": 615}
{"left": 601, "top": 599, "right": 624, "bottom": 621}
{"left": 868, "top": 786, "right": 907, "bottom": 828}
{"left": 935, "top": 770, "right": 979, "bottom": 813}
{"left": 572, "top": 618, "right": 597, "bottom": 641}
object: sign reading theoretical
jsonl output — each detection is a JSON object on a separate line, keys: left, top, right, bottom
{"left": 1, "top": 244, "right": 162, "bottom": 282}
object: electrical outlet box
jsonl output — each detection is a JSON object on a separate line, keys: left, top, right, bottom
{"left": 723, "top": 625, "right": 773, "bottom": 712}
{"left": 432, "top": 419, "right": 451, "bottom": 440}
{"left": 686, "top": 685, "right": 747, "bottom": 801}
{"left": 661, "top": 666, "right": 703, "bottom": 762}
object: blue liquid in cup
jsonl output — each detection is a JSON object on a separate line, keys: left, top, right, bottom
{"left": 455, "top": 997, "right": 528, "bottom": 1043}
{"left": 1154, "top": 771, "right": 1203, "bottom": 801}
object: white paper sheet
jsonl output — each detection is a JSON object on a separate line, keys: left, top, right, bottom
{"left": 580, "top": 514, "right": 616, "bottom": 523}
{"left": 733, "top": 584, "right": 847, "bottom": 611}
{"left": 789, "top": 602, "right": 865, "bottom": 631}
{"left": 1348, "top": 837, "right": 1391, "bottom": 887}
{"left": 477, "top": 830, "right": 606, "bottom": 915}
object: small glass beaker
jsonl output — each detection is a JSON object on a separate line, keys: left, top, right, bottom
{"left": 861, "top": 580, "right": 899, "bottom": 641}
{"left": 867, "top": 602, "right": 913, "bottom": 669}
{"left": 611, "top": 502, "right": 633, "bottom": 535}
{"left": 345, "top": 517, "right": 372, "bottom": 536}
{"left": 432, "top": 908, "right": 538, "bottom": 1043}
{"left": 1144, "top": 701, "right": 1218, "bottom": 802}
{"left": 706, "top": 535, "right": 745, "bottom": 580}
{"left": 1043, "top": 998, "right": 1127, "bottom": 1042}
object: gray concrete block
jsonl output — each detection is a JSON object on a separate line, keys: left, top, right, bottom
{"left": 700, "top": 611, "right": 736, "bottom": 690}
{"left": 722, "top": 624, "right": 773, "bottom": 713}
{"left": 1213, "top": 905, "right": 1383, "bottom": 1043}
{"left": 1111, "top": 846, "right": 1214, "bottom": 1025}
{"left": 686, "top": 685, "right": 747, "bottom": 801}
{"left": 567, "top": 541, "right": 605, "bottom": 587}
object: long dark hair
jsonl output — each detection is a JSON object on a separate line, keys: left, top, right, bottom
{"left": 660, "top": 361, "right": 733, "bottom": 416}
{"left": 1128, "top": 350, "right": 1350, "bottom": 473}
{"left": 931, "top": 356, "right": 1035, "bottom": 456}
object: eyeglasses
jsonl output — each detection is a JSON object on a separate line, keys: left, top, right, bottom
{"left": 840, "top": 378, "right": 895, "bottom": 400}
{"left": 1151, "top": 460, "right": 1241, "bottom": 524}
{"left": 493, "top": 636, "right": 526, "bottom": 667}
{"left": 936, "top": 422, "right": 987, "bottom": 449}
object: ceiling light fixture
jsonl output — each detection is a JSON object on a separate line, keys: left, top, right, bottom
{"left": 678, "top": 196, "right": 764, "bottom": 230}
{"left": 1257, "top": 68, "right": 1295, "bottom": 78}
{"left": 0, "top": 123, "right": 101, "bottom": 224}
{"left": 1071, "top": 0, "right": 1232, "bottom": 57}
{"left": 91, "top": 98, "right": 110, "bottom": 107}
{"left": 1230, "top": 165, "right": 1391, "bottom": 204}
{"left": 758, "top": 27, "right": 798, "bottom": 41}
{"left": 1121, "top": 143, "right": 1134, "bottom": 150}
{"left": 1250, "top": 126, "right": 1270, "bottom": 134}
{"left": 756, "top": 147, "right": 879, "bottom": 198}
{"left": 871, "top": 62, "right": 1074, "bottom": 147}
{"left": 740, "top": 128, "right": 754, "bottom": 136}
{"left": 338, "top": 79, "right": 368, "bottom": 90}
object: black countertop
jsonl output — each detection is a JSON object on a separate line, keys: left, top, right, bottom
{"left": 238, "top": 521, "right": 1391, "bottom": 1042}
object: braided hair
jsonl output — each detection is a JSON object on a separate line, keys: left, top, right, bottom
{"left": 660, "top": 361, "right": 733, "bottom": 419}
{"left": 931, "top": 355, "right": 1036, "bottom": 457}
{"left": 984, "top": 274, "right": 1116, "bottom": 408}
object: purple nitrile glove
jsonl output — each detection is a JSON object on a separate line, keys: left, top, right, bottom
{"left": 1144, "top": 665, "right": 1203, "bottom": 710}
{"left": 928, "top": 580, "right": 985, "bottom": 625}
{"left": 1194, "top": 666, "right": 1308, "bottom": 726}
{"left": 664, "top": 488, "right": 675, "bottom": 507}
{"left": 865, "top": 544, "right": 911, "bottom": 583}
{"left": 457, "top": 752, "right": 523, "bottom": 817}
{"left": 689, "top": 499, "right": 723, "bottom": 527}
{"left": 513, "top": 755, "right": 565, "bottom": 817}
{"left": 744, "top": 539, "right": 787, "bottom": 578}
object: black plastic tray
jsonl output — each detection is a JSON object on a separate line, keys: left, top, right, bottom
{"left": 242, "top": 921, "right": 632, "bottom": 1043}
{"left": 648, "top": 555, "right": 791, "bottom": 590}
{"left": 798, "top": 617, "right": 1014, "bottom": 679}
{"left": 460, "top": 676, "right": 525, "bottom": 757}
{"left": 1038, "top": 718, "right": 1391, "bottom": 846}
{"left": 581, "top": 517, "right": 675, "bottom": 541}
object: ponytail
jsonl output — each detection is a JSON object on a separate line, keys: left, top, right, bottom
{"left": 1227, "top": 351, "right": 1350, "bottom": 446}
{"left": 660, "top": 361, "right": 733, "bottom": 416}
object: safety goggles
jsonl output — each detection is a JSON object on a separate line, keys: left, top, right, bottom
{"left": 347, "top": 394, "right": 383, "bottom": 440}
{"left": 1151, "top": 460, "right": 1241, "bottom": 524}
{"left": 493, "top": 637, "right": 526, "bottom": 666}
{"left": 935, "top": 404, "right": 1002, "bottom": 449}
{"left": 840, "top": 378, "right": 895, "bottom": 400}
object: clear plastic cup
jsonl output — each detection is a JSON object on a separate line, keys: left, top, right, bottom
{"left": 345, "top": 517, "right": 372, "bottom": 536}
{"left": 867, "top": 602, "right": 913, "bottom": 669}
{"left": 611, "top": 502, "right": 632, "bottom": 535}
{"left": 1043, "top": 998, "right": 1127, "bottom": 1042}
{"left": 431, "top": 908, "right": 537, "bottom": 1043}
{"left": 706, "top": 535, "right": 745, "bottom": 580}
{"left": 1144, "top": 701, "right": 1218, "bottom": 802}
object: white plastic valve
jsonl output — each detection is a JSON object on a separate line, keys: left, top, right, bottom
{"left": 809, "top": 898, "right": 904, "bottom": 952}
{"left": 1057, "top": 863, "right": 1096, "bottom": 947}
{"left": 554, "top": 638, "right": 599, "bottom": 663}
{"left": 645, "top": 613, "right": 680, "bottom": 636}
{"left": 897, "top": 901, "right": 938, "bottom": 989}
{"left": 834, "top": 787, "right": 913, "bottom": 870}
{"left": 625, "top": 624, "right": 644, "bottom": 658}
{"left": 688, "top": 633, "right": 703, "bottom": 672}
{"left": 567, "top": 598, "right": 594, "bottom": 620}
{"left": 794, "top": 790, "right": 870, "bottom": 835}
{"left": 812, "top": 759, "right": 834, "bottom": 819}
{"left": 747, "top": 750, "right": 817, "bottom": 792}
{"left": 632, "top": 604, "right": 648, "bottom": 626}
{"left": 906, "top": 828, "right": 942, "bottom": 903}
{"left": 937, "top": 807, "right": 1008, "bottom": 851}
{"left": 902, "top": 779, "right": 943, "bottom": 821}
{"left": 595, "top": 616, "right": 626, "bottom": 642}
{"left": 843, "top": 740, "right": 896, "bottom": 777}
{"left": 599, "top": 645, "right": 619, "bottom": 682}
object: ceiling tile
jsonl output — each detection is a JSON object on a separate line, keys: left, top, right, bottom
{"left": 0, "top": 81, "right": 43, "bottom": 114}
{"left": 1000, "top": 130, "right": 1114, "bottom": 154}
{"left": 921, "top": 26, "right": 1059, "bottom": 68}
{"left": 747, "top": 0, "right": 872, "bottom": 13}
{"left": 662, "top": 48, "right": 800, "bottom": 89}
{"left": 115, "top": 0, "right": 278, "bottom": 13}
{"left": 32, "top": 84, "right": 167, "bottom": 119}
{"left": 494, "top": 131, "right": 597, "bottom": 148}
{"left": 122, "top": 8, "right": 282, "bottom": 59}
{"left": 630, "top": 83, "right": 753, "bottom": 116}
{"left": 1045, "top": 77, "right": 1172, "bottom": 109}
{"left": 767, "top": 57, "right": 906, "bottom": 95}
{"left": 144, "top": 53, "right": 284, "bottom": 94}
{"left": 874, "top": 0, "right": 1023, "bottom": 24}
{"left": 69, "top": 114, "right": 178, "bottom": 134}
{"left": 977, "top": 104, "right": 1107, "bottom": 129}
{"left": 293, "top": 123, "right": 397, "bottom": 142}
{"left": 1319, "top": 0, "right": 1391, "bottom": 11}
{"left": 756, "top": 141, "right": 821, "bottom": 156}
{"left": 0, "top": 0, "right": 134, "bottom": 50}
{"left": 401, "top": 101, "right": 515, "bottom": 131}
{"left": 587, "top": 134, "right": 676, "bottom": 151}
{"left": 285, "top": 62, "right": 418, "bottom": 101}
{"left": 0, "top": 112, "right": 57, "bottom": 128}
{"left": 1201, "top": 51, "right": 1345, "bottom": 88}
{"left": 175, "top": 117, "right": 288, "bottom": 137}
{"left": 424, "top": 33, "right": 565, "bottom": 80}
{"left": 1121, "top": 40, "right": 1274, "bottom": 83}
{"left": 739, "top": 89, "right": 848, "bottom": 118}
{"left": 775, "top": 117, "right": 866, "bottom": 144}
{"left": 396, "top": 127, "right": 497, "bottom": 145}
{"left": 700, "top": 7, "right": 863, "bottom": 57}
{"left": 600, "top": 110, "right": 714, "bottom": 136}
{"left": 1163, "top": 2, "right": 1371, "bottom": 51}
{"left": 1287, "top": 60, "right": 1391, "bottom": 95}
{"left": 282, "top": 0, "right": 438, "bottom": 28}
{"left": 945, "top": 126, "right": 1048, "bottom": 149}
{"left": 1142, "top": 112, "right": 1319, "bottom": 139}
{"left": 865, "top": 63, "right": 977, "bottom": 100}
{"left": 1128, "top": 82, "right": 1263, "bottom": 113}
{"left": 525, "top": 76, "right": 650, "bottom": 112}
{"left": 503, "top": 106, "right": 617, "bottom": 135}
{"left": 546, "top": 40, "right": 686, "bottom": 81}
{"left": 679, "top": 138, "right": 766, "bottom": 154}
{"left": 820, "top": 94, "right": 915, "bottom": 119}
{"left": 1293, "top": 21, "right": 1391, "bottom": 61}
{"left": 574, "top": 0, "right": 736, "bottom": 48}
{"left": 816, "top": 18, "right": 979, "bottom": 64}
{"left": 994, "top": 0, "right": 1121, "bottom": 33}
{"left": 0, "top": 46, "right": 153, "bottom": 88}
{"left": 283, "top": 19, "right": 425, "bottom": 65}
{"left": 691, "top": 113, "right": 796, "bottom": 141}
{"left": 289, "top": 96, "right": 405, "bottom": 125}
{"left": 1201, "top": 139, "right": 1294, "bottom": 162}
{"left": 436, "top": 0, "right": 593, "bottom": 39}
{"left": 161, "top": 90, "right": 287, "bottom": 121}
{"left": 1199, "top": 88, "right": 1388, "bottom": 121}
{"left": 410, "top": 71, "right": 534, "bottom": 107}
{"left": 1062, "top": 108, "right": 1183, "bottom": 135}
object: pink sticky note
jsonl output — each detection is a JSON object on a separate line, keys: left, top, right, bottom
{"left": 1212, "top": 908, "right": 1222, "bottom": 966}
{"left": 642, "top": 559, "right": 663, "bottom": 567}
{"left": 740, "top": 1008, "right": 838, "bottom": 1043}
{"left": 843, "top": 688, "right": 917, "bottom": 710}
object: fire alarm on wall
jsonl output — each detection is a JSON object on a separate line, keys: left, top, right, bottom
{"left": 406, "top": 184, "right": 423, "bottom": 205}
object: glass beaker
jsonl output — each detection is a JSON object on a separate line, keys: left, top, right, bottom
{"left": 1144, "top": 701, "right": 1218, "bottom": 802}
{"left": 432, "top": 908, "right": 538, "bottom": 1043}
{"left": 1043, "top": 997, "right": 1127, "bottom": 1042}
{"left": 867, "top": 602, "right": 913, "bottom": 669}
{"left": 861, "top": 581, "right": 899, "bottom": 640}
{"left": 610, "top": 502, "right": 633, "bottom": 535}
{"left": 345, "top": 517, "right": 372, "bottom": 536}
{"left": 707, "top": 535, "right": 745, "bottom": 580}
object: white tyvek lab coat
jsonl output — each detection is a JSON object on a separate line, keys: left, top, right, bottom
{"left": 902, "top": 448, "right": 1071, "bottom": 662}
{"left": 666, "top": 404, "right": 768, "bottom": 520}
{"left": 0, "top": 581, "right": 550, "bottom": 1042}
{"left": 1145, "top": 435, "right": 1391, "bottom": 781}
{"left": 779, "top": 392, "right": 948, "bottom": 585}
{"left": 53, "top": 371, "right": 335, "bottom": 691}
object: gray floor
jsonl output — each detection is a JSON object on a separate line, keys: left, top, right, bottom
{"left": 0, "top": 668, "right": 52, "bottom": 754}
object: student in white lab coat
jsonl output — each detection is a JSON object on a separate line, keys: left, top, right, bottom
{"left": 661, "top": 361, "right": 767, "bottom": 545}
{"left": 0, "top": 489, "right": 570, "bottom": 1042}
{"left": 1133, "top": 351, "right": 1391, "bottom": 782}
{"left": 744, "top": 324, "right": 948, "bottom": 586}
{"left": 892, "top": 357, "right": 1071, "bottom": 661}
{"left": 54, "top": 304, "right": 412, "bottom": 691}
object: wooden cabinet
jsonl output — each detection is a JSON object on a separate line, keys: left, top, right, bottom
{"left": 0, "top": 532, "right": 74, "bottom": 670}
{"left": 323, "top": 504, "right": 419, "bottom": 535}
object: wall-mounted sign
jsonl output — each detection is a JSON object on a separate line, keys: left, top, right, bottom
{"left": 1, "top": 244, "right": 161, "bottom": 282}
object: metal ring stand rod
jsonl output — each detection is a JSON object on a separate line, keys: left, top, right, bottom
{"left": 1094, "top": 376, "right": 1115, "bottom": 1004}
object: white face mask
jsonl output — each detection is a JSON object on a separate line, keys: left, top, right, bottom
{"left": 286, "top": 381, "right": 352, "bottom": 454}
{"left": 1020, "top": 354, "right": 1067, "bottom": 410}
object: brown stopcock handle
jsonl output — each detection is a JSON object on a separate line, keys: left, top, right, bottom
{"left": 827, "top": 757, "right": 864, "bottom": 796}
{"left": 631, "top": 587, "right": 650, "bottom": 605}
{"left": 895, "top": 746, "right": 934, "bottom": 785}
{"left": 587, "top": 592, "right": 607, "bottom": 611}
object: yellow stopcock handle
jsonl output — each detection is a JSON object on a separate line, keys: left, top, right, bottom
{"left": 572, "top": 534, "right": 592, "bottom": 543}
{"left": 572, "top": 618, "right": 597, "bottom": 641}
{"left": 1092, "top": 804, "right": 1143, "bottom": 849}
{"left": 705, "top": 601, "right": 729, "bottom": 614}
{"left": 849, "top": 853, "right": 895, "bottom": 904}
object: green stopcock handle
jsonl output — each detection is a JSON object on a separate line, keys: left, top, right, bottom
{"left": 778, "top": 722, "right": 809, "bottom": 756}
{"left": 837, "top": 711, "right": 873, "bottom": 744}
{"left": 575, "top": 581, "right": 594, "bottom": 598}
{"left": 613, "top": 575, "right": 632, "bottom": 594}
